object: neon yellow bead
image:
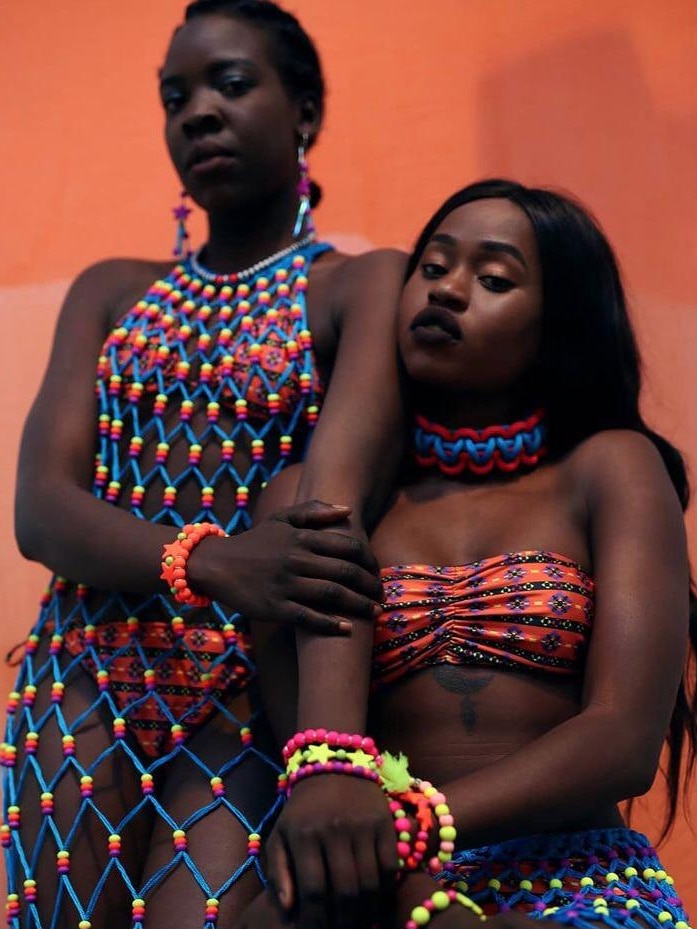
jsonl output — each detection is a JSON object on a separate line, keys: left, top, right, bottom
{"left": 644, "top": 868, "right": 657, "bottom": 880}
{"left": 626, "top": 900, "right": 641, "bottom": 910}
{"left": 656, "top": 870, "right": 668, "bottom": 881}
{"left": 520, "top": 879, "right": 533, "bottom": 891}
{"left": 79, "top": 922, "right": 92, "bottom": 929}
{"left": 544, "top": 908, "right": 560, "bottom": 917}
{"left": 432, "top": 891, "right": 451, "bottom": 911}
{"left": 434, "top": 804, "right": 449, "bottom": 816}
{"left": 411, "top": 905, "right": 430, "bottom": 926}
{"left": 439, "top": 826, "right": 457, "bottom": 842}
{"left": 580, "top": 877, "right": 594, "bottom": 888}
{"left": 549, "top": 879, "right": 563, "bottom": 890}
{"left": 456, "top": 881, "right": 469, "bottom": 892}
{"left": 488, "top": 878, "right": 501, "bottom": 891}
{"left": 658, "top": 913, "right": 672, "bottom": 924}
{"left": 675, "top": 921, "right": 689, "bottom": 929}
{"left": 624, "top": 867, "right": 638, "bottom": 878}
{"left": 665, "top": 876, "right": 675, "bottom": 886}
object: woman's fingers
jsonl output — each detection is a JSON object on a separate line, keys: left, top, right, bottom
{"left": 266, "top": 832, "right": 296, "bottom": 912}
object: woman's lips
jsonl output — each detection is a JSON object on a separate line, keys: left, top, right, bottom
{"left": 410, "top": 306, "right": 462, "bottom": 344}
{"left": 189, "top": 153, "right": 239, "bottom": 176}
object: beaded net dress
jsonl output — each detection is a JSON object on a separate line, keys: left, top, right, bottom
{"left": 2, "top": 240, "right": 331, "bottom": 928}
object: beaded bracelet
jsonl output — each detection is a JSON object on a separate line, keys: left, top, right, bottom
{"left": 389, "top": 798, "right": 430, "bottom": 872}
{"left": 378, "top": 753, "right": 457, "bottom": 875}
{"left": 282, "top": 731, "right": 382, "bottom": 797}
{"left": 282, "top": 729, "right": 379, "bottom": 764}
{"left": 286, "top": 755, "right": 382, "bottom": 795}
{"left": 406, "top": 889, "right": 486, "bottom": 928}
{"left": 286, "top": 744, "right": 380, "bottom": 775}
{"left": 416, "top": 780, "right": 457, "bottom": 875}
{"left": 160, "top": 522, "right": 227, "bottom": 607}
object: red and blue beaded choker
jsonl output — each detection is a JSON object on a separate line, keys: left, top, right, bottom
{"left": 413, "top": 409, "right": 547, "bottom": 477}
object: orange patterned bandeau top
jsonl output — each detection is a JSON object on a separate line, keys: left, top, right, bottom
{"left": 373, "top": 551, "right": 594, "bottom": 687}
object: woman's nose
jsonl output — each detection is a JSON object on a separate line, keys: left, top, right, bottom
{"left": 428, "top": 270, "right": 470, "bottom": 311}
{"left": 181, "top": 91, "right": 224, "bottom": 139}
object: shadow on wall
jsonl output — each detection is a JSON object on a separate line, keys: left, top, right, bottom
{"left": 475, "top": 29, "right": 697, "bottom": 304}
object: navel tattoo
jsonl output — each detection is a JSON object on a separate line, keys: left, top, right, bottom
{"left": 432, "top": 666, "right": 494, "bottom": 733}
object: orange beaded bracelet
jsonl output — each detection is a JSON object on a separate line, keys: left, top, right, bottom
{"left": 160, "top": 522, "right": 227, "bottom": 607}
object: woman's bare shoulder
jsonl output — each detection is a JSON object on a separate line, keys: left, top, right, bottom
{"left": 66, "top": 256, "right": 176, "bottom": 328}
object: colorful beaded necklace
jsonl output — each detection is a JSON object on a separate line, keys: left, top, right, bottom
{"left": 413, "top": 410, "right": 547, "bottom": 477}
{"left": 95, "top": 237, "right": 331, "bottom": 534}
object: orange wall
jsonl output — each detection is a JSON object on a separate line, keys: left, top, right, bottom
{"left": 1, "top": 0, "right": 696, "bottom": 909}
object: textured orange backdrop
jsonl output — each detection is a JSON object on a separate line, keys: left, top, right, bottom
{"left": 1, "top": 0, "right": 695, "bottom": 910}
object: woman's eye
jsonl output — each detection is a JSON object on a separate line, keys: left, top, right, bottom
{"left": 479, "top": 275, "right": 514, "bottom": 293}
{"left": 162, "top": 93, "right": 185, "bottom": 114}
{"left": 219, "top": 76, "right": 253, "bottom": 97}
{"left": 421, "top": 262, "right": 447, "bottom": 279}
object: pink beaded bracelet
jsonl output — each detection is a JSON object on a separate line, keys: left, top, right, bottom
{"left": 282, "top": 729, "right": 379, "bottom": 764}
{"left": 389, "top": 798, "right": 429, "bottom": 872}
{"left": 285, "top": 758, "right": 381, "bottom": 795}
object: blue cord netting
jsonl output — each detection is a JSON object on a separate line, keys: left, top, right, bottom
{"left": 2, "top": 241, "right": 332, "bottom": 928}
{"left": 436, "top": 827, "right": 692, "bottom": 929}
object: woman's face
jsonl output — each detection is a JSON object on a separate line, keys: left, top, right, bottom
{"left": 398, "top": 197, "right": 543, "bottom": 397}
{"left": 160, "top": 15, "right": 309, "bottom": 214}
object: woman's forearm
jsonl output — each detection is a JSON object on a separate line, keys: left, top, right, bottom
{"left": 16, "top": 480, "right": 180, "bottom": 593}
{"left": 438, "top": 708, "right": 655, "bottom": 849}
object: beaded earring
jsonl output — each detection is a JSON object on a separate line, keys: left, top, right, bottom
{"left": 293, "top": 132, "right": 315, "bottom": 239}
{"left": 172, "top": 190, "right": 192, "bottom": 259}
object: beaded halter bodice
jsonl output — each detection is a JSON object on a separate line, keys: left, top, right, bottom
{"left": 94, "top": 241, "right": 331, "bottom": 533}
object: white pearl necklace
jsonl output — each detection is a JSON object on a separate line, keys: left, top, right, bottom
{"left": 189, "top": 233, "right": 316, "bottom": 283}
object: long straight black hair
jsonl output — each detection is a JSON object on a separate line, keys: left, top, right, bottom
{"left": 406, "top": 179, "right": 696, "bottom": 838}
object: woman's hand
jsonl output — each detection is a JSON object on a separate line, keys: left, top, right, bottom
{"left": 266, "top": 775, "right": 399, "bottom": 929}
{"left": 188, "top": 501, "right": 383, "bottom": 634}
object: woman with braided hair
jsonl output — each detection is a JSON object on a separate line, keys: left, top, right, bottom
{"left": 3, "top": 2, "right": 406, "bottom": 926}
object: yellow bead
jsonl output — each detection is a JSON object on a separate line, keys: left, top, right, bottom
{"left": 543, "top": 908, "right": 560, "bottom": 917}
{"left": 549, "top": 879, "right": 563, "bottom": 890}
{"left": 626, "top": 900, "right": 641, "bottom": 910}
{"left": 439, "top": 826, "right": 457, "bottom": 842}
{"left": 411, "top": 905, "right": 430, "bottom": 926}
{"left": 624, "top": 867, "right": 638, "bottom": 878}
{"left": 605, "top": 872, "right": 619, "bottom": 883}
{"left": 655, "top": 870, "right": 668, "bottom": 881}
{"left": 79, "top": 922, "right": 92, "bottom": 929}
{"left": 456, "top": 881, "right": 469, "bottom": 892}
{"left": 519, "top": 880, "right": 533, "bottom": 891}
{"left": 658, "top": 913, "right": 672, "bottom": 924}
{"left": 644, "top": 868, "right": 657, "bottom": 880}
{"left": 432, "top": 891, "right": 451, "bottom": 911}
{"left": 488, "top": 879, "right": 501, "bottom": 891}
{"left": 675, "top": 921, "right": 689, "bottom": 929}
{"left": 580, "top": 877, "right": 594, "bottom": 888}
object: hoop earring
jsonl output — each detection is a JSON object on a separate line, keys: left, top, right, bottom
{"left": 172, "top": 190, "right": 192, "bottom": 259}
{"left": 293, "top": 133, "right": 315, "bottom": 239}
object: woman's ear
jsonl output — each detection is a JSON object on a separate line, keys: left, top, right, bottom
{"left": 296, "top": 97, "right": 322, "bottom": 147}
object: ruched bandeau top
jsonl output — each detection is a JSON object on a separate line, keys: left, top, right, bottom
{"left": 373, "top": 551, "right": 594, "bottom": 686}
